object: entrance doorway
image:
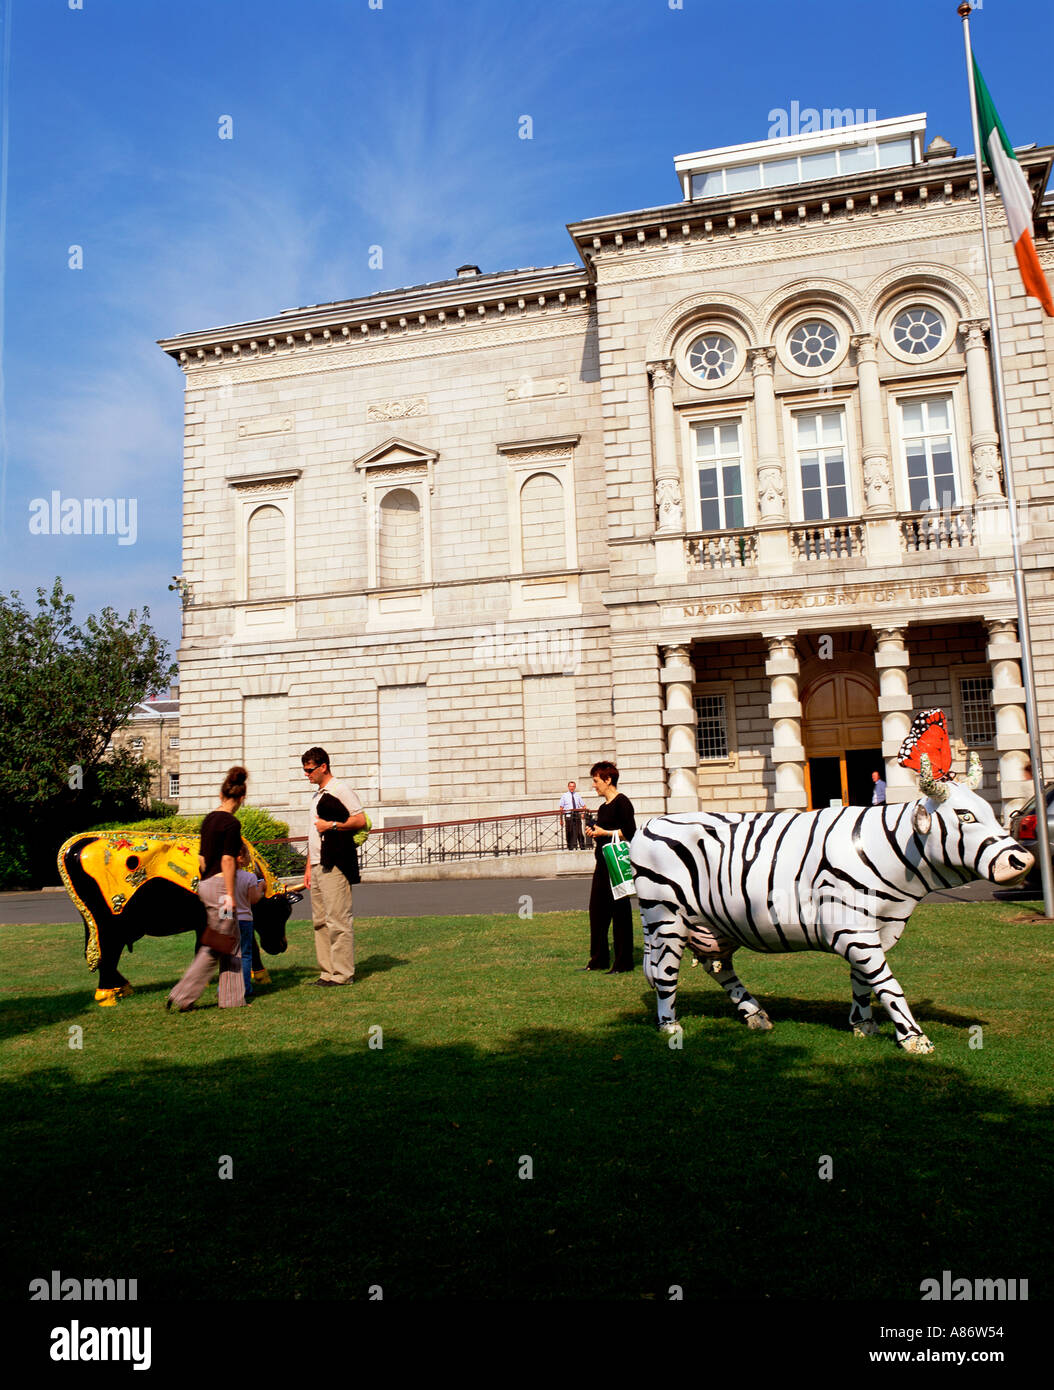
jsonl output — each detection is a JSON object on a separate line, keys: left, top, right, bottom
{"left": 802, "top": 671, "right": 883, "bottom": 810}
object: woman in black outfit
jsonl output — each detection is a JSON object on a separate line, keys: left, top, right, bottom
{"left": 167, "top": 766, "right": 250, "bottom": 1011}
{"left": 582, "top": 760, "right": 636, "bottom": 973}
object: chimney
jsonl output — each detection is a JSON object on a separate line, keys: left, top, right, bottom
{"left": 923, "top": 134, "right": 957, "bottom": 161}
{"left": 456, "top": 264, "right": 481, "bottom": 278}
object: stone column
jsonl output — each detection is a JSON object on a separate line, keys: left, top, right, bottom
{"left": 986, "top": 618, "right": 1031, "bottom": 816}
{"left": 749, "top": 347, "right": 784, "bottom": 521}
{"left": 874, "top": 627, "right": 916, "bottom": 804}
{"left": 853, "top": 334, "right": 901, "bottom": 567}
{"left": 765, "top": 635, "right": 807, "bottom": 810}
{"left": 648, "top": 361, "right": 688, "bottom": 583}
{"left": 851, "top": 334, "right": 893, "bottom": 513}
{"left": 750, "top": 347, "right": 792, "bottom": 570}
{"left": 961, "top": 320, "right": 1004, "bottom": 503}
{"left": 660, "top": 644, "right": 698, "bottom": 812}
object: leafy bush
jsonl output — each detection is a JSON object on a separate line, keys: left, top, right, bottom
{"left": 0, "top": 831, "right": 33, "bottom": 891}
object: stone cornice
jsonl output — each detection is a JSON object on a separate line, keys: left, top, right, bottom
{"left": 159, "top": 264, "right": 592, "bottom": 369}
{"left": 566, "top": 146, "right": 1054, "bottom": 278}
{"left": 226, "top": 468, "right": 302, "bottom": 492}
{"left": 177, "top": 310, "right": 597, "bottom": 389}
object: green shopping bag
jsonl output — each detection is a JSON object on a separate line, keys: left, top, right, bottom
{"left": 602, "top": 829, "right": 636, "bottom": 900}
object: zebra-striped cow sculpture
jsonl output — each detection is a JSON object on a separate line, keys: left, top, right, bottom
{"left": 630, "top": 749, "right": 1032, "bottom": 1053}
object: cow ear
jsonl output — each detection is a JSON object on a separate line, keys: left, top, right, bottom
{"left": 912, "top": 802, "right": 932, "bottom": 837}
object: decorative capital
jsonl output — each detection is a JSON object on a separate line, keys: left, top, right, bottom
{"left": 647, "top": 360, "right": 676, "bottom": 390}
{"left": 748, "top": 345, "right": 776, "bottom": 375}
{"left": 850, "top": 332, "right": 877, "bottom": 363}
{"left": 765, "top": 634, "right": 797, "bottom": 659}
{"left": 959, "top": 318, "right": 990, "bottom": 347}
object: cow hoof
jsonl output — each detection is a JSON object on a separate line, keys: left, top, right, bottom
{"left": 900, "top": 1034, "right": 934, "bottom": 1055}
{"left": 658, "top": 1021, "right": 683, "bottom": 1039}
{"left": 746, "top": 1010, "right": 774, "bottom": 1032}
{"left": 852, "top": 1020, "right": 881, "bottom": 1037}
{"left": 94, "top": 988, "right": 120, "bottom": 1007}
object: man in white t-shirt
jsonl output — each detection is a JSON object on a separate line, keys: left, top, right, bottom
{"left": 301, "top": 746, "right": 366, "bottom": 985}
{"left": 559, "top": 780, "right": 586, "bottom": 849}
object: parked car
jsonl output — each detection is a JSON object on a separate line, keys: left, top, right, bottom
{"left": 1008, "top": 782, "right": 1054, "bottom": 892}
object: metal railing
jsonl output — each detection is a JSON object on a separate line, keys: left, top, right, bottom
{"left": 261, "top": 809, "right": 582, "bottom": 871}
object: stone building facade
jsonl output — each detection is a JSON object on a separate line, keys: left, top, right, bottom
{"left": 160, "top": 114, "right": 1054, "bottom": 827}
{"left": 109, "top": 695, "right": 181, "bottom": 805}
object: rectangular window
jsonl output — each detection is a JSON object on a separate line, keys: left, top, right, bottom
{"left": 959, "top": 676, "right": 996, "bottom": 745}
{"left": 794, "top": 408, "right": 850, "bottom": 520}
{"left": 169, "top": 736, "right": 180, "bottom": 749}
{"left": 724, "top": 162, "right": 761, "bottom": 193}
{"left": 693, "top": 420, "right": 745, "bottom": 530}
{"left": 694, "top": 692, "right": 729, "bottom": 760}
{"left": 168, "top": 773, "right": 180, "bottom": 799}
{"left": 899, "top": 395, "right": 959, "bottom": 511}
{"left": 761, "top": 156, "right": 799, "bottom": 187}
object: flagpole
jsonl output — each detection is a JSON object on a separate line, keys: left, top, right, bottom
{"left": 958, "top": 0, "right": 1054, "bottom": 917}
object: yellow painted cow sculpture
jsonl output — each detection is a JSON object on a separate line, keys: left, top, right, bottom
{"left": 58, "top": 832, "right": 296, "bottom": 1005}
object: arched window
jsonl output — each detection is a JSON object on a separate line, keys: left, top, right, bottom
{"left": 519, "top": 472, "right": 566, "bottom": 571}
{"left": 246, "top": 505, "right": 286, "bottom": 599}
{"left": 378, "top": 488, "right": 423, "bottom": 585}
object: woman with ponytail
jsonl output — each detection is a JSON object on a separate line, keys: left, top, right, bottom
{"left": 167, "top": 766, "right": 250, "bottom": 1012}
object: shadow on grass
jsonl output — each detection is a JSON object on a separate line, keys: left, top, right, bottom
{"left": 641, "top": 985, "right": 986, "bottom": 1035}
{"left": 1, "top": 1017, "right": 1048, "bottom": 1302}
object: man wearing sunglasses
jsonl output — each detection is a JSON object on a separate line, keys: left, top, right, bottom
{"left": 301, "top": 747, "right": 366, "bottom": 986}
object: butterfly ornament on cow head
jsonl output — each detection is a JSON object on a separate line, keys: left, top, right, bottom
{"left": 898, "top": 707, "right": 982, "bottom": 834}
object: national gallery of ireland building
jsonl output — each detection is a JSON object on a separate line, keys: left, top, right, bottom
{"left": 161, "top": 113, "right": 1054, "bottom": 828}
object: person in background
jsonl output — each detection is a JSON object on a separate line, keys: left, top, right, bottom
{"left": 167, "top": 766, "right": 249, "bottom": 1012}
{"left": 582, "top": 760, "right": 636, "bottom": 974}
{"left": 559, "top": 780, "right": 586, "bottom": 849}
{"left": 301, "top": 747, "right": 366, "bottom": 986}
{"left": 871, "top": 770, "right": 887, "bottom": 805}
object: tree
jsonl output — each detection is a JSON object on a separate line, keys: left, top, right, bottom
{"left": 0, "top": 581, "right": 176, "bottom": 884}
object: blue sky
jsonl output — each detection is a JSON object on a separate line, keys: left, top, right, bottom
{"left": 1, "top": 0, "right": 1050, "bottom": 661}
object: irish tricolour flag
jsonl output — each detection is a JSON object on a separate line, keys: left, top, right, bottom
{"left": 973, "top": 58, "right": 1054, "bottom": 316}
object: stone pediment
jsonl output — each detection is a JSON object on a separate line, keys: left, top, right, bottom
{"left": 352, "top": 438, "right": 437, "bottom": 497}
{"left": 353, "top": 437, "right": 438, "bottom": 471}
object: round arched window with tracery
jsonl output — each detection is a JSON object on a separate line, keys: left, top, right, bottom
{"left": 892, "top": 305, "right": 945, "bottom": 356}
{"left": 686, "top": 332, "right": 737, "bottom": 383}
{"left": 788, "top": 319, "right": 839, "bottom": 370}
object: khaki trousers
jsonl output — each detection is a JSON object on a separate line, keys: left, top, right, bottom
{"left": 168, "top": 876, "right": 246, "bottom": 1009}
{"left": 311, "top": 864, "right": 355, "bottom": 983}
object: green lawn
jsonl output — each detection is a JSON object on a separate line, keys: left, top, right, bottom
{"left": 1, "top": 901, "right": 1051, "bottom": 1301}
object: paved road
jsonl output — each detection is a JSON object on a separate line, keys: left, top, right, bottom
{"left": 0, "top": 873, "right": 1039, "bottom": 927}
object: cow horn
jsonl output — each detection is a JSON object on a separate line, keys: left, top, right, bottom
{"left": 919, "top": 753, "right": 949, "bottom": 803}
{"left": 966, "top": 751, "right": 982, "bottom": 790}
